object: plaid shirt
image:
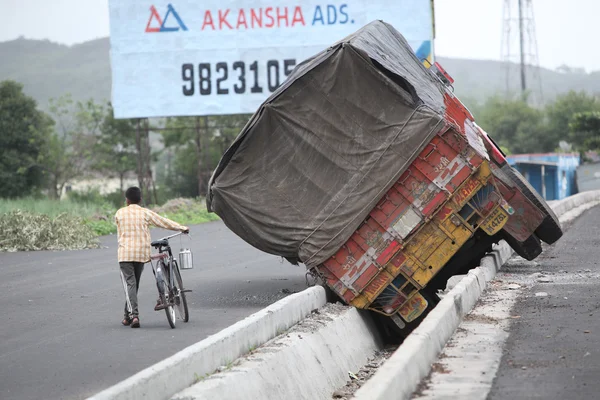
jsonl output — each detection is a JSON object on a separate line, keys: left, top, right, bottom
{"left": 115, "top": 204, "right": 188, "bottom": 263}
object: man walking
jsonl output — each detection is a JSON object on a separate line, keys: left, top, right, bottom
{"left": 115, "top": 187, "right": 189, "bottom": 328}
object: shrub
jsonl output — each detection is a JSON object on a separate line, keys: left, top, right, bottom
{"left": 0, "top": 210, "right": 99, "bottom": 251}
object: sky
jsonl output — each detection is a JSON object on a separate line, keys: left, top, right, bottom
{"left": 1, "top": 0, "right": 598, "bottom": 72}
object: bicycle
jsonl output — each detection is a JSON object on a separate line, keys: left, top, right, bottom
{"left": 150, "top": 232, "right": 191, "bottom": 328}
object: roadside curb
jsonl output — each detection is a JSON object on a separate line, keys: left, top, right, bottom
{"left": 352, "top": 190, "right": 600, "bottom": 400}
{"left": 171, "top": 305, "right": 382, "bottom": 400}
{"left": 87, "top": 286, "right": 326, "bottom": 400}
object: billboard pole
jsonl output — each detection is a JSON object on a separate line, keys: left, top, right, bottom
{"left": 135, "top": 119, "right": 143, "bottom": 198}
{"left": 145, "top": 119, "right": 158, "bottom": 205}
{"left": 195, "top": 116, "right": 204, "bottom": 197}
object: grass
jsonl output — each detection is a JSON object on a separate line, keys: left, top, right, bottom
{"left": 84, "top": 218, "right": 117, "bottom": 236}
{"left": 0, "top": 197, "right": 117, "bottom": 237}
{"left": 162, "top": 202, "right": 221, "bottom": 226}
{"left": 0, "top": 196, "right": 221, "bottom": 251}
{"left": 0, "top": 197, "right": 110, "bottom": 218}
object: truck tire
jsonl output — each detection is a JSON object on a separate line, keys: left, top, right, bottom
{"left": 501, "top": 165, "right": 563, "bottom": 245}
{"left": 503, "top": 232, "right": 543, "bottom": 261}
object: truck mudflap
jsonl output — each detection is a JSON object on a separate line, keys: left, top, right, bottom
{"left": 315, "top": 127, "right": 512, "bottom": 323}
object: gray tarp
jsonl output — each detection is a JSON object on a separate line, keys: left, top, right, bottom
{"left": 207, "top": 20, "right": 447, "bottom": 267}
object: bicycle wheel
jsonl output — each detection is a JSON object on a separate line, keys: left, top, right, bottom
{"left": 172, "top": 260, "right": 189, "bottom": 322}
{"left": 156, "top": 261, "right": 176, "bottom": 329}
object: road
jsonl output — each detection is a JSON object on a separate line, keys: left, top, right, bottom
{"left": 413, "top": 206, "right": 600, "bottom": 399}
{"left": 0, "top": 221, "right": 307, "bottom": 400}
{"left": 488, "top": 206, "right": 600, "bottom": 399}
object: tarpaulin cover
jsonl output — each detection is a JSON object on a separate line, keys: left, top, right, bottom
{"left": 207, "top": 20, "right": 447, "bottom": 267}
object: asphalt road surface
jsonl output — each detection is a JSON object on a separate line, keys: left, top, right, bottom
{"left": 489, "top": 206, "right": 600, "bottom": 399}
{"left": 0, "top": 221, "right": 307, "bottom": 400}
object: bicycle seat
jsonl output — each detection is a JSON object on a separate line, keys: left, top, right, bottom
{"left": 151, "top": 239, "right": 169, "bottom": 248}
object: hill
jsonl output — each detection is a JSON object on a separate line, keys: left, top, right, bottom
{"left": 1, "top": 36, "right": 599, "bottom": 111}
{"left": 0, "top": 37, "right": 111, "bottom": 109}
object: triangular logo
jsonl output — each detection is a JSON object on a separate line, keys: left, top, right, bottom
{"left": 145, "top": 4, "right": 188, "bottom": 33}
{"left": 145, "top": 6, "right": 163, "bottom": 33}
{"left": 161, "top": 4, "right": 188, "bottom": 32}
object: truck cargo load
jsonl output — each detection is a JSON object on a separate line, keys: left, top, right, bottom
{"left": 208, "top": 20, "right": 563, "bottom": 333}
{"left": 208, "top": 21, "right": 448, "bottom": 266}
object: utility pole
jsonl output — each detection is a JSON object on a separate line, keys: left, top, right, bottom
{"left": 518, "top": 0, "right": 526, "bottom": 93}
{"left": 501, "top": 0, "right": 542, "bottom": 104}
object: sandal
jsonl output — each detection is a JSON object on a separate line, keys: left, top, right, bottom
{"left": 122, "top": 317, "right": 132, "bottom": 326}
{"left": 130, "top": 317, "right": 140, "bottom": 328}
{"left": 154, "top": 299, "right": 166, "bottom": 311}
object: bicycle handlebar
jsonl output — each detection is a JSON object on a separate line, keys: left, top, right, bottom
{"left": 159, "top": 231, "right": 189, "bottom": 242}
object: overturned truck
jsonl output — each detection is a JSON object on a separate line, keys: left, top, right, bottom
{"left": 207, "top": 20, "right": 562, "bottom": 334}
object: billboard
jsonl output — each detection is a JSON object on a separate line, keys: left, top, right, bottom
{"left": 108, "top": 0, "right": 434, "bottom": 118}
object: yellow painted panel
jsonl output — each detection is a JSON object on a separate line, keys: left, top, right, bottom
{"left": 404, "top": 223, "right": 449, "bottom": 262}
{"left": 350, "top": 295, "right": 370, "bottom": 309}
{"left": 398, "top": 255, "right": 424, "bottom": 280}
{"left": 413, "top": 224, "right": 472, "bottom": 285}
{"left": 476, "top": 160, "right": 492, "bottom": 180}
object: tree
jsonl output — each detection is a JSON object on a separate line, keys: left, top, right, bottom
{"left": 476, "top": 96, "right": 548, "bottom": 154}
{"left": 569, "top": 111, "right": 600, "bottom": 153}
{"left": 0, "top": 80, "right": 53, "bottom": 198}
{"left": 39, "top": 95, "right": 102, "bottom": 199}
{"left": 95, "top": 103, "right": 137, "bottom": 193}
{"left": 545, "top": 91, "right": 600, "bottom": 150}
{"left": 161, "top": 117, "right": 208, "bottom": 198}
{"left": 160, "top": 114, "right": 249, "bottom": 197}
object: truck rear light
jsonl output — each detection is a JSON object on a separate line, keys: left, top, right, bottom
{"left": 501, "top": 198, "right": 515, "bottom": 215}
{"left": 379, "top": 291, "right": 407, "bottom": 314}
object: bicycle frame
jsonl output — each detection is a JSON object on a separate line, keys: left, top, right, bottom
{"left": 150, "top": 231, "right": 191, "bottom": 328}
{"left": 150, "top": 256, "right": 175, "bottom": 294}
{"left": 150, "top": 233, "right": 183, "bottom": 298}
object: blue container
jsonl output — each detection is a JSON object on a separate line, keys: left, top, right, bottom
{"left": 506, "top": 153, "right": 580, "bottom": 200}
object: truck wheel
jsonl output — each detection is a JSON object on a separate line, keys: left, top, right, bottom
{"left": 503, "top": 233, "right": 542, "bottom": 261}
{"left": 535, "top": 214, "right": 563, "bottom": 245}
{"left": 501, "top": 165, "right": 563, "bottom": 245}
